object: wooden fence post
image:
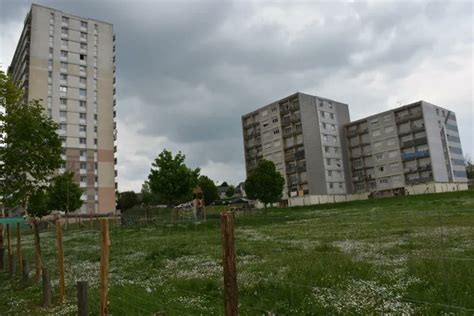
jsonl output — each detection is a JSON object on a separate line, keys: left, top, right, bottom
{"left": 33, "top": 220, "right": 42, "bottom": 283}
{"left": 7, "top": 224, "right": 11, "bottom": 258}
{"left": 41, "top": 268, "right": 52, "bottom": 307}
{"left": 0, "top": 216, "right": 3, "bottom": 271}
{"left": 55, "top": 221, "right": 66, "bottom": 302}
{"left": 100, "top": 219, "right": 110, "bottom": 316}
{"left": 220, "top": 211, "right": 238, "bottom": 316}
{"left": 77, "top": 281, "right": 89, "bottom": 316}
{"left": 9, "top": 254, "right": 15, "bottom": 276}
{"left": 21, "top": 259, "right": 30, "bottom": 284}
{"left": 16, "top": 222, "right": 22, "bottom": 274}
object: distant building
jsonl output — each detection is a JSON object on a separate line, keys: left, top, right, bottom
{"left": 242, "top": 92, "right": 351, "bottom": 198}
{"left": 242, "top": 94, "right": 468, "bottom": 204}
{"left": 345, "top": 101, "right": 468, "bottom": 196}
{"left": 8, "top": 4, "right": 117, "bottom": 214}
{"left": 217, "top": 182, "right": 230, "bottom": 199}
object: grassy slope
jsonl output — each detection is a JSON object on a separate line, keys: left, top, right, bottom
{"left": 1, "top": 190, "right": 473, "bottom": 315}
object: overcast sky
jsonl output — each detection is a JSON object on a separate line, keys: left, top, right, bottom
{"left": 1, "top": 0, "right": 473, "bottom": 192}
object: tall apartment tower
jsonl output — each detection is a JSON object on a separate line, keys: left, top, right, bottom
{"left": 345, "top": 101, "right": 467, "bottom": 196}
{"left": 8, "top": 4, "right": 117, "bottom": 214}
{"left": 242, "top": 92, "right": 351, "bottom": 199}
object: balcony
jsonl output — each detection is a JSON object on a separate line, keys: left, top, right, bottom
{"left": 401, "top": 150, "right": 430, "bottom": 161}
{"left": 413, "top": 136, "right": 427, "bottom": 146}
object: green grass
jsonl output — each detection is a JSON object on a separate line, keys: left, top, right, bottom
{"left": 1, "top": 190, "right": 474, "bottom": 315}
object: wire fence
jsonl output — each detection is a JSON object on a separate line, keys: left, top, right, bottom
{"left": 0, "top": 196, "right": 473, "bottom": 315}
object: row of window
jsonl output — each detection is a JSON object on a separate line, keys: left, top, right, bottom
{"left": 371, "top": 125, "right": 394, "bottom": 137}
{"left": 328, "top": 182, "right": 344, "bottom": 189}
{"left": 320, "top": 111, "right": 335, "bottom": 120}
{"left": 59, "top": 123, "right": 97, "bottom": 133}
{"left": 50, "top": 13, "right": 94, "bottom": 30}
{"left": 60, "top": 136, "right": 98, "bottom": 145}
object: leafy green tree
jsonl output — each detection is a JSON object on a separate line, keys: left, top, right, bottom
{"left": 47, "top": 172, "right": 83, "bottom": 215}
{"left": 245, "top": 160, "right": 285, "bottom": 209}
{"left": 141, "top": 181, "right": 161, "bottom": 206}
{"left": 0, "top": 70, "right": 62, "bottom": 209}
{"left": 225, "top": 185, "right": 236, "bottom": 198}
{"left": 118, "top": 191, "right": 138, "bottom": 211}
{"left": 465, "top": 155, "right": 474, "bottom": 179}
{"left": 27, "top": 188, "right": 50, "bottom": 218}
{"left": 198, "top": 175, "right": 219, "bottom": 205}
{"left": 148, "top": 150, "right": 200, "bottom": 205}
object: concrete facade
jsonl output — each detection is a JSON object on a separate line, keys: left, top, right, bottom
{"left": 8, "top": 4, "right": 117, "bottom": 214}
{"left": 242, "top": 92, "right": 351, "bottom": 198}
{"left": 345, "top": 101, "right": 467, "bottom": 197}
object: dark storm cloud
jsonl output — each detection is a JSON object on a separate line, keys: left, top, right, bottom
{"left": 1, "top": 0, "right": 472, "bottom": 190}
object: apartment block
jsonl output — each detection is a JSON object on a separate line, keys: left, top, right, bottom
{"left": 8, "top": 4, "right": 117, "bottom": 214}
{"left": 242, "top": 92, "right": 351, "bottom": 198}
{"left": 345, "top": 101, "right": 467, "bottom": 196}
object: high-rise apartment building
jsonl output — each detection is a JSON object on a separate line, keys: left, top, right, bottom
{"left": 8, "top": 4, "right": 117, "bottom": 214}
{"left": 242, "top": 92, "right": 351, "bottom": 198}
{"left": 345, "top": 101, "right": 467, "bottom": 196}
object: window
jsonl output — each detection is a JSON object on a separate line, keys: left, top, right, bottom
{"left": 322, "top": 122, "right": 327, "bottom": 129}
{"left": 94, "top": 126, "right": 98, "bottom": 133}
{"left": 370, "top": 119, "right": 379, "bottom": 125}
{"left": 80, "top": 162, "right": 87, "bottom": 169}
{"left": 272, "top": 117, "right": 278, "bottom": 123}
{"left": 60, "top": 98, "right": 67, "bottom": 105}
{"left": 320, "top": 111, "right": 325, "bottom": 118}
{"left": 330, "top": 113, "right": 334, "bottom": 120}
{"left": 80, "top": 77, "right": 87, "bottom": 84}
{"left": 94, "top": 138, "right": 97, "bottom": 145}
{"left": 60, "top": 74, "right": 67, "bottom": 81}
{"left": 80, "top": 113, "right": 87, "bottom": 119}
{"left": 80, "top": 54, "right": 87, "bottom": 61}
{"left": 80, "top": 43, "right": 87, "bottom": 50}
{"left": 80, "top": 65, "right": 86, "bottom": 74}
{"left": 61, "top": 27, "right": 68, "bottom": 35}
{"left": 372, "top": 129, "right": 381, "bottom": 137}
{"left": 80, "top": 150, "right": 86, "bottom": 157}
{"left": 387, "top": 138, "right": 396, "bottom": 146}
{"left": 81, "top": 21, "right": 88, "bottom": 28}
{"left": 80, "top": 100, "right": 86, "bottom": 107}
{"left": 60, "top": 86, "right": 67, "bottom": 93}
{"left": 384, "top": 126, "right": 394, "bottom": 133}
{"left": 326, "top": 158, "right": 331, "bottom": 165}
{"left": 273, "top": 128, "right": 280, "bottom": 135}
{"left": 375, "top": 153, "right": 384, "bottom": 160}
{"left": 80, "top": 138, "right": 87, "bottom": 144}
{"left": 79, "top": 125, "right": 87, "bottom": 132}
{"left": 383, "top": 114, "right": 391, "bottom": 122}
{"left": 324, "top": 146, "right": 330, "bottom": 153}
{"left": 61, "top": 50, "right": 68, "bottom": 58}
{"left": 271, "top": 106, "right": 277, "bottom": 112}
{"left": 50, "top": 12, "right": 54, "bottom": 23}
{"left": 47, "top": 96, "right": 52, "bottom": 106}
{"left": 61, "top": 62, "right": 67, "bottom": 70}
{"left": 49, "top": 47, "right": 53, "bottom": 57}
{"left": 330, "top": 124, "right": 336, "bottom": 131}
{"left": 61, "top": 39, "right": 68, "bottom": 47}
{"left": 323, "top": 135, "right": 328, "bottom": 142}
{"left": 327, "top": 170, "right": 333, "bottom": 177}
{"left": 62, "top": 16, "right": 69, "bottom": 24}
{"left": 379, "top": 178, "right": 388, "bottom": 185}
{"left": 81, "top": 32, "right": 87, "bottom": 40}
{"left": 49, "top": 36, "right": 53, "bottom": 45}
{"left": 59, "top": 110, "right": 67, "bottom": 118}
{"left": 378, "top": 166, "right": 385, "bottom": 172}
{"left": 80, "top": 176, "right": 87, "bottom": 182}
{"left": 48, "top": 60, "right": 53, "bottom": 68}
{"left": 390, "top": 163, "right": 399, "bottom": 171}
{"left": 79, "top": 89, "right": 87, "bottom": 96}
{"left": 388, "top": 150, "right": 398, "bottom": 158}
{"left": 329, "top": 183, "right": 334, "bottom": 189}
{"left": 59, "top": 123, "right": 66, "bottom": 130}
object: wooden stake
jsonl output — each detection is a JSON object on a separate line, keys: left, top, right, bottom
{"left": 0, "top": 215, "right": 3, "bottom": 271}
{"left": 6, "top": 224, "right": 11, "bottom": 257}
{"left": 42, "top": 268, "right": 52, "bottom": 307}
{"left": 16, "top": 222, "right": 22, "bottom": 274}
{"left": 9, "top": 254, "right": 16, "bottom": 276}
{"left": 55, "top": 221, "right": 66, "bottom": 302}
{"left": 220, "top": 211, "right": 238, "bottom": 316}
{"left": 33, "top": 220, "right": 42, "bottom": 283}
{"left": 99, "top": 219, "right": 110, "bottom": 316}
{"left": 77, "top": 281, "right": 89, "bottom": 316}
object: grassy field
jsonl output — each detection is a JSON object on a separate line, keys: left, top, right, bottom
{"left": 1, "top": 190, "right": 474, "bottom": 315}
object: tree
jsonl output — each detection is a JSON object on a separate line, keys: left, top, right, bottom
{"left": 465, "top": 155, "right": 474, "bottom": 179}
{"left": 0, "top": 70, "right": 62, "bottom": 209}
{"left": 147, "top": 150, "right": 200, "bottom": 205}
{"left": 198, "top": 175, "right": 219, "bottom": 205}
{"left": 141, "top": 181, "right": 161, "bottom": 206}
{"left": 225, "top": 185, "right": 236, "bottom": 198}
{"left": 47, "top": 172, "right": 83, "bottom": 215}
{"left": 118, "top": 191, "right": 138, "bottom": 211}
{"left": 245, "top": 160, "right": 285, "bottom": 209}
{"left": 27, "top": 188, "right": 50, "bottom": 218}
